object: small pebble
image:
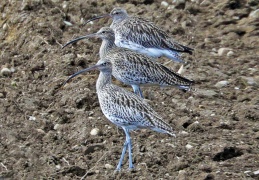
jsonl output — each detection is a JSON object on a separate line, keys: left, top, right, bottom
{"left": 253, "top": 170, "right": 259, "bottom": 175}
{"left": 29, "top": 116, "right": 36, "bottom": 121}
{"left": 212, "top": 48, "right": 217, "bottom": 52}
{"left": 242, "top": 77, "right": 257, "bottom": 86}
{"left": 188, "top": 121, "right": 204, "bottom": 132}
{"left": 54, "top": 124, "right": 60, "bottom": 130}
{"left": 1, "top": 67, "right": 12, "bottom": 76}
{"left": 181, "top": 21, "right": 187, "bottom": 29}
{"left": 62, "top": 3, "right": 68, "bottom": 9}
{"left": 71, "top": 145, "right": 80, "bottom": 151}
{"left": 166, "top": 143, "right": 176, "bottom": 148}
{"left": 11, "top": 81, "right": 17, "bottom": 86}
{"left": 244, "top": 170, "right": 251, "bottom": 174}
{"left": 218, "top": 48, "right": 232, "bottom": 56}
{"left": 161, "top": 1, "right": 169, "bottom": 7}
{"left": 200, "top": 0, "right": 211, "bottom": 6}
{"left": 165, "top": 173, "right": 170, "bottom": 177}
{"left": 178, "top": 170, "right": 188, "bottom": 179}
{"left": 199, "top": 105, "right": 205, "bottom": 108}
{"left": 3, "top": 23, "right": 8, "bottom": 31}
{"left": 248, "top": 68, "right": 257, "bottom": 74}
{"left": 180, "top": 131, "right": 189, "bottom": 136}
{"left": 90, "top": 128, "right": 101, "bottom": 136}
{"left": 36, "top": 129, "right": 46, "bottom": 134}
{"left": 2, "top": 13, "right": 6, "bottom": 19}
{"left": 227, "top": 51, "right": 234, "bottom": 57}
{"left": 215, "top": 80, "right": 229, "bottom": 88}
{"left": 64, "top": 21, "right": 73, "bottom": 26}
{"left": 186, "top": 144, "right": 193, "bottom": 149}
{"left": 0, "top": 93, "right": 4, "bottom": 98}
{"left": 105, "top": 164, "right": 114, "bottom": 169}
{"left": 198, "top": 89, "right": 218, "bottom": 98}
{"left": 80, "top": 18, "right": 85, "bottom": 25}
{"left": 89, "top": 111, "right": 94, "bottom": 116}
{"left": 105, "top": 125, "right": 112, "bottom": 129}
{"left": 10, "top": 67, "right": 15, "bottom": 73}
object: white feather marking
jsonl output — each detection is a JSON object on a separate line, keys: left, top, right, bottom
{"left": 115, "top": 36, "right": 184, "bottom": 62}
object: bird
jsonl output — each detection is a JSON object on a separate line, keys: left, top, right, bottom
{"left": 63, "top": 59, "right": 175, "bottom": 171}
{"left": 63, "top": 27, "right": 194, "bottom": 98}
{"left": 84, "top": 7, "right": 194, "bottom": 63}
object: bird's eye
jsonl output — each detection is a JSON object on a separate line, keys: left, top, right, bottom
{"left": 102, "top": 31, "right": 105, "bottom": 34}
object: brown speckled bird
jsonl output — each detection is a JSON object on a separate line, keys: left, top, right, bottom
{"left": 63, "top": 27, "right": 194, "bottom": 98}
{"left": 63, "top": 59, "right": 175, "bottom": 171}
{"left": 84, "top": 7, "right": 194, "bottom": 63}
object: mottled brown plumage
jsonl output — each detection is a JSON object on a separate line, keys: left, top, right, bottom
{"left": 85, "top": 8, "right": 194, "bottom": 63}
{"left": 63, "top": 27, "right": 194, "bottom": 97}
{"left": 63, "top": 60, "right": 175, "bottom": 170}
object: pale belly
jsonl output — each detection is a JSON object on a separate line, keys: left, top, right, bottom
{"left": 114, "top": 38, "right": 162, "bottom": 58}
{"left": 114, "top": 38, "right": 183, "bottom": 63}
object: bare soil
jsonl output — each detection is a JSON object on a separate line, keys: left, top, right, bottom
{"left": 0, "top": 0, "right": 259, "bottom": 179}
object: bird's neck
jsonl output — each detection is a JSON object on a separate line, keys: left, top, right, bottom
{"left": 110, "top": 21, "right": 119, "bottom": 28}
{"left": 110, "top": 16, "right": 128, "bottom": 29}
{"left": 100, "top": 38, "right": 116, "bottom": 58}
{"left": 96, "top": 70, "right": 112, "bottom": 92}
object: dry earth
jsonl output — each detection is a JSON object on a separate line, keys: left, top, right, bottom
{"left": 0, "top": 0, "right": 259, "bottom": 179}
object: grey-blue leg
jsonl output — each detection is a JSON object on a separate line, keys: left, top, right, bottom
{"left": 131, "top": 85, "right": 143, "bottom": 98}
{"left": 116, "top": 127, "right": 134, "bottom": 171}
{"left": 116, "top": 138, "right": 128, "bottom": 171}
{"left": 124, "top": 128, "right": 134, "bottom": 169}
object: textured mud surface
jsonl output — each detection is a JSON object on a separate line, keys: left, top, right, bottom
{"left": 0, "top": 0, "right": 259, "bottom": 179}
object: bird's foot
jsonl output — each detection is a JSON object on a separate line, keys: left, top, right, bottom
{"left": 115, "top": 165, "right": 122, "bottom": 172}
{"left": 128, "top": 164, "right": 134, "bottom": 171}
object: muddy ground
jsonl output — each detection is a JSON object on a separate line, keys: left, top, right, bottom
{"left": 0, "top": 0, "right": 259, "bottom": 179}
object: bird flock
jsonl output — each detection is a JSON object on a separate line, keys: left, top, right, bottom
{"left": 62, "top": 7, "right": 194, "bottom": 171}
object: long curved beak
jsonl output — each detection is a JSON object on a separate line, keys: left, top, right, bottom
{"left": 62, "top": 33, "right": 97, "bottom": 49}
{"left": 84, "top": 14, "right": 111, "bottom": 25}
{"left": 63, "top": 64, "right": 100, "bottom": 86}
